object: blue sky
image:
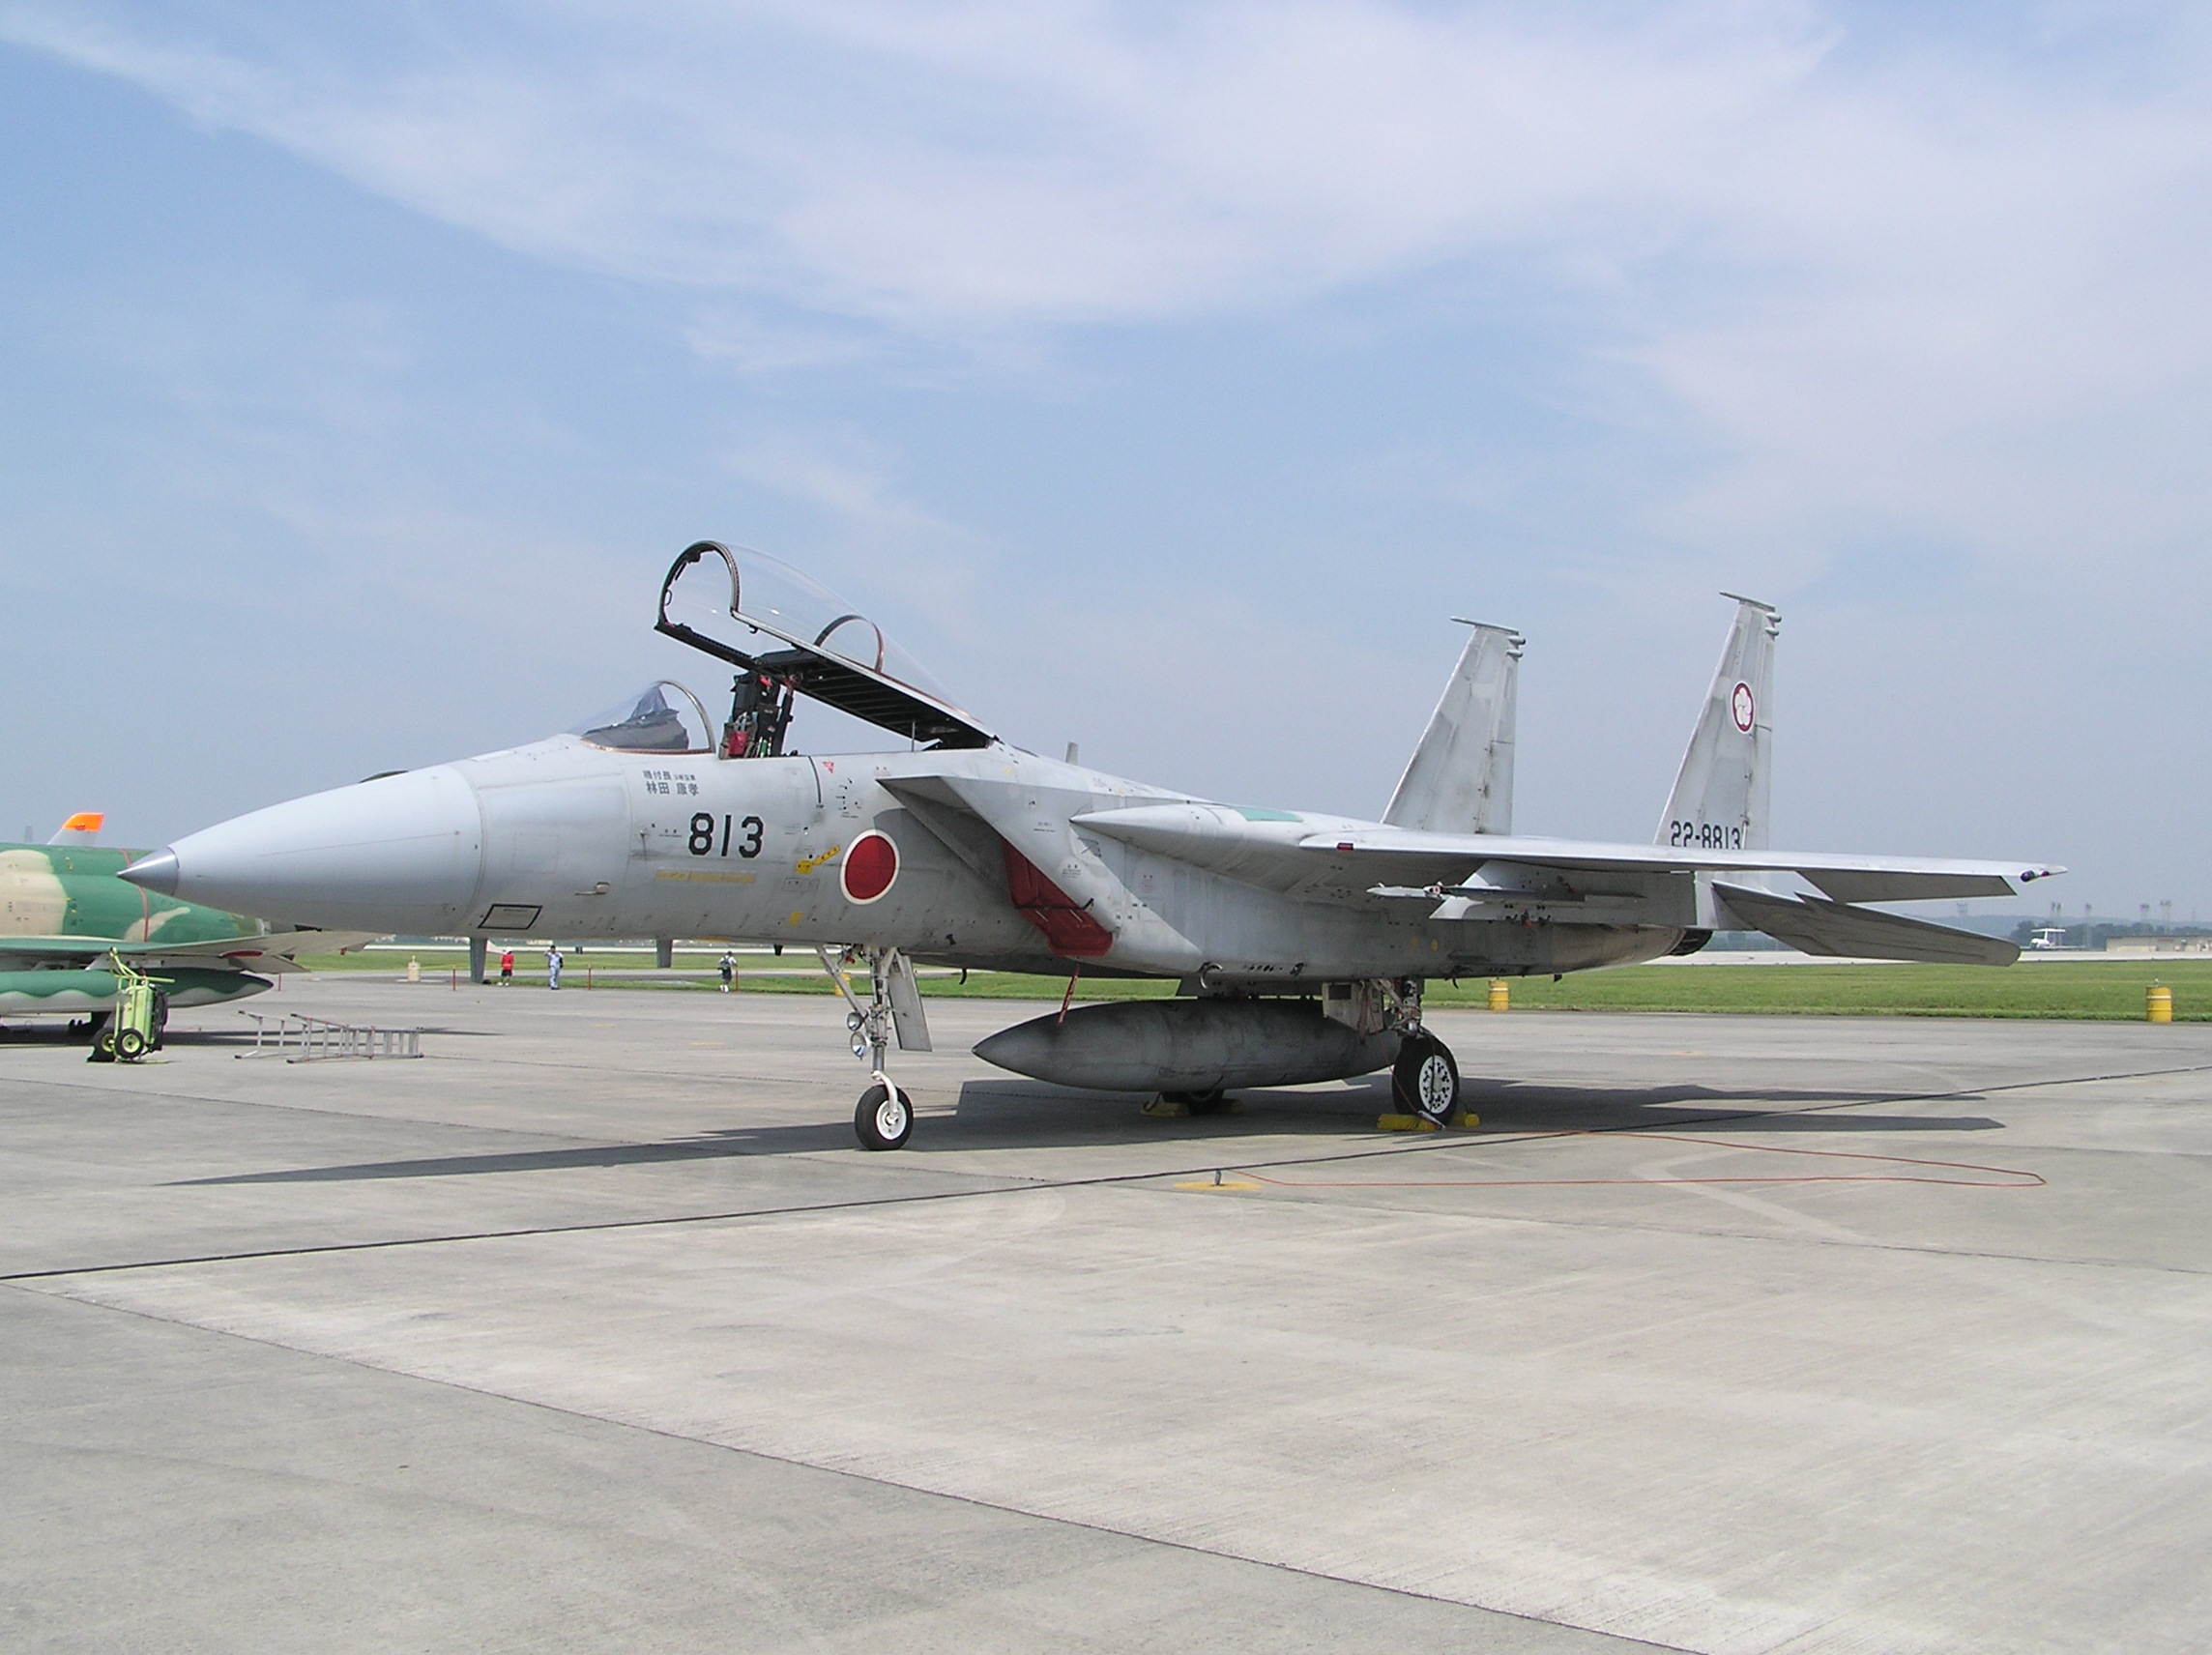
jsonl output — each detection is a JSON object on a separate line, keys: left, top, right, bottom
{"left": 3, "top": 2, "right": 2207, "bottom": 918}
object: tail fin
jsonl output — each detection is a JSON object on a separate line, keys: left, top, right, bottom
{"left": 1384, "top": 622, "right": 1522, "bottom": 834}
{"left": 46, "top": 812, "right": 104, "bottom": 846}
{"left": 1656, "top": 596, "right": 1777, "bottom": 852}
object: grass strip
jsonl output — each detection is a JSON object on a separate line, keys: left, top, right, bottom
{"left": 291, "top": 954, "right": 2211, "bottom": 1021}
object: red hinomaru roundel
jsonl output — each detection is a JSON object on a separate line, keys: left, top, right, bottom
{"left": 840, "top": 830, "right": 899, "bottom": 904}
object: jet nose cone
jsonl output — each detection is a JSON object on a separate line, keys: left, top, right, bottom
{"left": 158, "top": 767, "right": 484, "bottom": 930}
{"left": 118, "top": 848, "right": 180, "bottom": 896}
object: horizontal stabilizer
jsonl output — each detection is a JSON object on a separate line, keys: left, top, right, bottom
{"left": 1714, "top": 883, "right": 2019, "bottom": 966}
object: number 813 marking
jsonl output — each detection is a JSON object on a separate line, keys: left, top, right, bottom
{"left": 690, "top": 813, "right": 764, "bottom": 858}
{"left": 1669, "top": 821, "right": 1744, "bottom": 851}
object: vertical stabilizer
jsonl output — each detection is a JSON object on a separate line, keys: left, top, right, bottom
{"left": 46, "top": 812, "right": 103, "bottom": 846}
{"left": 1656, "top": 596, "right": 1778, "bottom": 852}
{"left": 1383, "top": 622, "right": 1522, "bottom": 835}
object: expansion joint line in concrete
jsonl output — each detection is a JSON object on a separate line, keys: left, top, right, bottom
{"left": 0, "top": 1281, "right": 1698, "bottom": 1655}
{"left": 1239, "top": 1130, "right": 2048, "bottom": 1190}
{"left": 8, "top": 1061, "right": 2209, "bottom": 1286}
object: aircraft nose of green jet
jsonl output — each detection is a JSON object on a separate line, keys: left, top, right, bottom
{"left": 118, "top": 849, "right": 180, "bottom": 896}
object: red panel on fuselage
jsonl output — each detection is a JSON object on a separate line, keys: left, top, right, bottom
{"left": 1000, "top": 840, "right": 1114, "bottom": 958}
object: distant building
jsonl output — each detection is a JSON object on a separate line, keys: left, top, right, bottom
{"left": 2106, "top": 936, "right": 2212, "bottom": 956}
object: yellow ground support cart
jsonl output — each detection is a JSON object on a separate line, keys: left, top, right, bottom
{"left": 89, "top": 951, "right": 170, "bottom": 1063}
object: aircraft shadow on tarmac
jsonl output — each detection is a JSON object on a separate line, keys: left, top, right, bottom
{"left": 174, "top": 1076, "right": 2001, "bottom": 1187}
{"left": 960, "top": 1076, "right": 2003, "bottom": 1137}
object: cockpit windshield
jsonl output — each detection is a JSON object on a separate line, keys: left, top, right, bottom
{"left": 571, "top": 682, "right": 715, "bottom": 753}
{"left": 655, "top": 541, "right": 994, "bottom": 752}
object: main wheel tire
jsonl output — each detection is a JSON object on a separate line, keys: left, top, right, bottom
{"left": 115, "top": 1027, "right": 149, "bottom": 1060}
{"left": 1392, "top": 1033, "right": 1460, "bottom": 1123}
{"left": 88, "top": 1027, "right": 116, "bottom": 1063}
{"left": 854, "top": 1082, "right": 914, "bottom": 1151}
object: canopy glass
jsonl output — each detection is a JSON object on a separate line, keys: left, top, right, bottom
{"left": 655, "top": 541, "right": 993, "bottom": 750}
{"left": 571, "top": 681, "right": 715, "bottom": 753}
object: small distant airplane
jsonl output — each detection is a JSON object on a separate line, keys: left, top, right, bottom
{"left": 127, "top": 543, "right": 2062, "bottom": 1147}
{"left": 0, "top": 812, "right": 365, "bottom": 1035}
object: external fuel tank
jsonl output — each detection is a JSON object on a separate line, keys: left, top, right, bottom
{"left": 973, "top": 998, "right": 1401, "bottom": 1094}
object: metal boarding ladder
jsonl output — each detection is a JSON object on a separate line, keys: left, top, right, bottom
{"left": 238, "top": 1012, "right": 423, "bottom": 1062}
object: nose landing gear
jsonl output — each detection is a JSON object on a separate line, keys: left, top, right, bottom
{"left": 819, "top": 944, "right": 929, "bottom": 1150}
{"left": 855, "top": 1081, "right": 914, "bottom": 1150}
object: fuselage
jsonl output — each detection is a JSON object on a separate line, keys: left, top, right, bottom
{"left": 141, "top": 737, "right": 1687, "bottom": 986}
{"left": 0, "top": 843, "right": 277, "bottom": 1013}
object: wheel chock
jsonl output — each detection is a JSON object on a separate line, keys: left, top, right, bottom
{"left": 1142, "top": 1097, "right": 1190, "bottom": 1118}
{"left": 1450, "top": 1109, "right": 1480, "bottom": 1129}
{"left": 1375, "top": 1114, "right": 1441, "bottom": 1133}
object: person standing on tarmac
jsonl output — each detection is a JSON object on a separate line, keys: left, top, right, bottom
{"left": 499, "top": 947, "right": 514, "bottom": 985}
{"left": 546, "top": 945, "right": 563, "bottom": 990}
{"left": 718, "top": 950, "right": 736, "bottom": 992}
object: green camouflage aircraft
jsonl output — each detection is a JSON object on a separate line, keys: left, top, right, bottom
{"left": 0, "top": 813, "right": 364, "bottom": 1031}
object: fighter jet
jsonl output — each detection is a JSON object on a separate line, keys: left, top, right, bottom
{"left": 123, "top": 543, "right": 2060, "bottom": 1147}
{"left": 1, "top": 813, "right": 366, "bottom": 1034}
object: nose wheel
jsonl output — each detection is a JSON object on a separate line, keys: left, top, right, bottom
{"left": 855, "top": 1081, "right": 914, "bottom": 1150}
{"left": 822, "top": 945, "right": 925, "bottom": 1150}
{"left": 1392, "top": 1031, "right": 1461, "bottom": 1124}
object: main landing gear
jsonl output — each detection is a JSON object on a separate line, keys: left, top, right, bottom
{"left": 1391, "top": 1028, "right": 1461, "bottom": 1125}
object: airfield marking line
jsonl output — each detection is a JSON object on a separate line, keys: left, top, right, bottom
{"left": 4, "top": 1060, "right": 2204, "bottom": 1284}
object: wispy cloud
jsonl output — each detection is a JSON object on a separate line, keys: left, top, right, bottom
{"left": 18, "top": 2, "right": 2188, "bottom": 587}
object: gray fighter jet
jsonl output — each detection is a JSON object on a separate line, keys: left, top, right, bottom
{"left": 124, "top": 543, "right": 2061, "bottom": 1148}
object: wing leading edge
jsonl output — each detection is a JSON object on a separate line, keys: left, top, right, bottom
{"left": 0, "top": 931, "right": 374, "bottom": 971}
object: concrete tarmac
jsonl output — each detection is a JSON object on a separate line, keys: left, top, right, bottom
{"left": 4, "top": 978, "right": 2208, "bottom": 1654}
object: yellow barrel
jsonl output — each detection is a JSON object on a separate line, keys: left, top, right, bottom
{"left": 1488, "top": 978, "right": 1510, "bottom": 1012}
{"left": 2148, "top": 984, "right": 2173, "bottom": 1024}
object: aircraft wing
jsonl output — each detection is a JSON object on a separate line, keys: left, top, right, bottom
{"left": 1295, "top": 828, "right": 2058, "bottom": 905}
{"left": 0, "top": 931, "right": 374, "bottom": 972}
{"left": 1070, "top": 806, "right": 2059, "bottom": 905}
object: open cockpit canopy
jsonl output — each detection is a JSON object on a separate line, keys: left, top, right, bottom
{"left": 656, "top": 541, "right": 994, "bottom": 752}
{"left": 571, "top": 681, "right": 716, "bottom": 753}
